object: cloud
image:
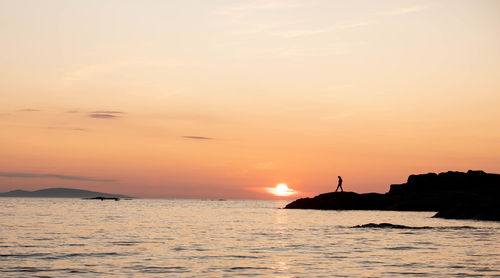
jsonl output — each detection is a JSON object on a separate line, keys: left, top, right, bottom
{"left": 57, "top": 59, "right": 185, "bottom": 89}
{"left": 273, "top": 28, "right": 331, "bottom": 39}
{"left": 269, "top": 4, "right": 429, "bottom": 39}
{"left": 47, "top": 126, "right": 87, "bottom": 131}
{"left": 378, "top": 5, "right": 429, "bottom": 16}
{"left": 0, "top": 172, "right": 117, "bottom": 182}
{"left": 88, "top": 110, "right": 124, "bottom": 119}
{"left": 217, "top": 0, "right": 306, "bottom": 15}
{"left": 336, "top": 21, "right": 373, "bottom": 29}
{"left": 89, "top": 113, "right": 118, "bottom": 119}
{"left": 91, "top": 110, "right": 124, "bottom": 114}
{"left": 18, "top": 109, "right": 40, "bottom": 112}
{"left": 272, "top": 21, "right": 372, "bottom": 38}
{"left": 183, "top": 136, "right": 213, "bottom": 140}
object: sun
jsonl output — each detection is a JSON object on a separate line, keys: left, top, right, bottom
{"left": 275, "top": 183, "right": 289, "bottom": 196}
{"left": 265, "top": 183, "right": 297, "bottom": 197}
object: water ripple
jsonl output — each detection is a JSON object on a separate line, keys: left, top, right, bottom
{"left": 1, "top": 198, "right": 499, "bottom": 277}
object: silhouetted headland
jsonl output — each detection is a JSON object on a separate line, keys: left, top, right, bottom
{"left": 0, "top": 187, "right": 131, "bottom": 199}
{"left": 285, "top": 170, "right": 500, "bottom": 221}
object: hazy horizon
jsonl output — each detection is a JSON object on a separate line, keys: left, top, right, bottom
{"left": 1, "top": 0, "right": 499, "bottom": 199}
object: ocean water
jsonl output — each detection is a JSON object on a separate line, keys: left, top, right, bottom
{"left": 1, "top": 198, "right": 499, "bottom": 277}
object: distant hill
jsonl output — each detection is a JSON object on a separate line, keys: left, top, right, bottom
{"left": 0, "top": 188, "right": 131, "bottom": 198}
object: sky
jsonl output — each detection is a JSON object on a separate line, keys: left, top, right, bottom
{"left": 1, "top": 0, "right": 499, "bottom": 199}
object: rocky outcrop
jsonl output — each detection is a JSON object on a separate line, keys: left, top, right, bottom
{"left": 84, "top": 196, "right": 121, "bottom": 201}
{"left": 352, "top": 223, "right": 432, "bottom": 229}
{"left": 432, "top": 201, "right": 500, "bottom": 221}
{"left": 284, "top": 192, "right": 391, "bottom": 210}
{"left": 351, "top": 223, "right": 477, "bottom": 229}
{"left": 285, "top": 170, "right": 500, "bottom": 221}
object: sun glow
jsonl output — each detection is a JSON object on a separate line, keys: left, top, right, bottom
{"left": 265, "top": 183, "right": 297, "bottom": 197}
{"left": 276, "top": 183, "right": 289, "bottom": 195}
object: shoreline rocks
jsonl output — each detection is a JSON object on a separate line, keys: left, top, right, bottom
{"left": 285, "top": 170, "right": 500, "bottom": 221}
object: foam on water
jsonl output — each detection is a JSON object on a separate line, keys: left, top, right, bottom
{"left": 1, "top": 198, "right": 499, "bottom": 277}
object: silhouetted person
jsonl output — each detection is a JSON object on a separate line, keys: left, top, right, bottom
{"left": 336, "top": 176, "right": 343, "bottom": 192}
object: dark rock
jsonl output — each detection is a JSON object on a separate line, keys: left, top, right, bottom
{"left": 285, "top": 192, "right": 388, "bottom": 210}
{"left": 285, "top": 170, "right": 500, "bottom": 221}
{"left": 84, "top": 196, "right": 121, "bottom": 201}
{"left": 352, "top": 223, "right": 432, "bottom": 229}
{"left": 432, "top": 200, "right": 500, "bottom": 221}
{"left": 352, "top": 223, "right": 477, "bottom": 229}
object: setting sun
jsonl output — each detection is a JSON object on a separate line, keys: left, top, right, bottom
{"left": 276, "top": 183, "right": 289, "bottom": 196}
{"left": 265, "top": 183, "right": 297, "bottom": 197}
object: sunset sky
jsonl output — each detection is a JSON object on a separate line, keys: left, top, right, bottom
{"left": 1, "top": 0, "right": 499, "bottom": 199}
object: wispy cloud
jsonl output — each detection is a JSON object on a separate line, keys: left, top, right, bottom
{"left": 92, "top": 110, "right": 124, "bottom": 114}
{"left": 272, "top": 28, "right": 331, "bottom": 39}
{"left": 217, "top": 0, "right": 306, "bottom": 16}
{"left": 18, "top": 109, "right": 40, "bottom": 112}
{"left": 336, "top": 21, "right": 373, "bottom": 29}
{"left": 57, "top": 59, "right": 185, "bottom": 90}
{"left": 47, "top": 126, "right": 87, "bottom": 131}
{"left": 0, "top": 172, "right": 117, "bottom": 182}
{"left": 89, "top": 113, "right": 119, "bottom": 119}
{"left": 378, "top": 5, "right": 430, "bottom": 16}
{"left": 215, "top": 0, "right": 314, "bottom": 37}
{"left": 269, "top": 4, "right": 429, "bottom": 39}
{"left": 183, "top": 136, "right": 213, "bottom": 140}
{"left": 235, "top": 42, "right": 360, "bottom": 58}
{"left": 272, "top": 21, "right": 372, "bottom": 38}
{"left": 88, "top": 111, "right": 124, "bottom": 119}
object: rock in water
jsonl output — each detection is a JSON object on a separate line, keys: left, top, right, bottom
{"left": 352, "top": 223, "right": 431, "bottom": 229}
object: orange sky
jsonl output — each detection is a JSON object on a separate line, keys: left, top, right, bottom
{"left": 1, "top": 0, "right": 499, "bottom": 199}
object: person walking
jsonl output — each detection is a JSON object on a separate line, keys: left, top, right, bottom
{"left": 336, "top": 176, "right": 343, "bottom": 192}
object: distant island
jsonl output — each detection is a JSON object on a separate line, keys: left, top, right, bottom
{"left": 285, "top": 170, "right": 500, "bottom": 221}
{"left": 0, "top": 187, "right": 131, "bottom": 199}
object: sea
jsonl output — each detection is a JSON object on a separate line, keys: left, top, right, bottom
{"left": 1, "top": 198, "right": 499, "bottom": 277}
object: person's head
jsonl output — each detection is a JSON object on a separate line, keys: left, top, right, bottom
{"left": 338, "top": 176, "right": 341, "bottom": 178}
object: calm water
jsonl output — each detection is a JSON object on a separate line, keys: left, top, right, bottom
{"left": 1, "top": 198, "right": 499, "bottom": 277}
